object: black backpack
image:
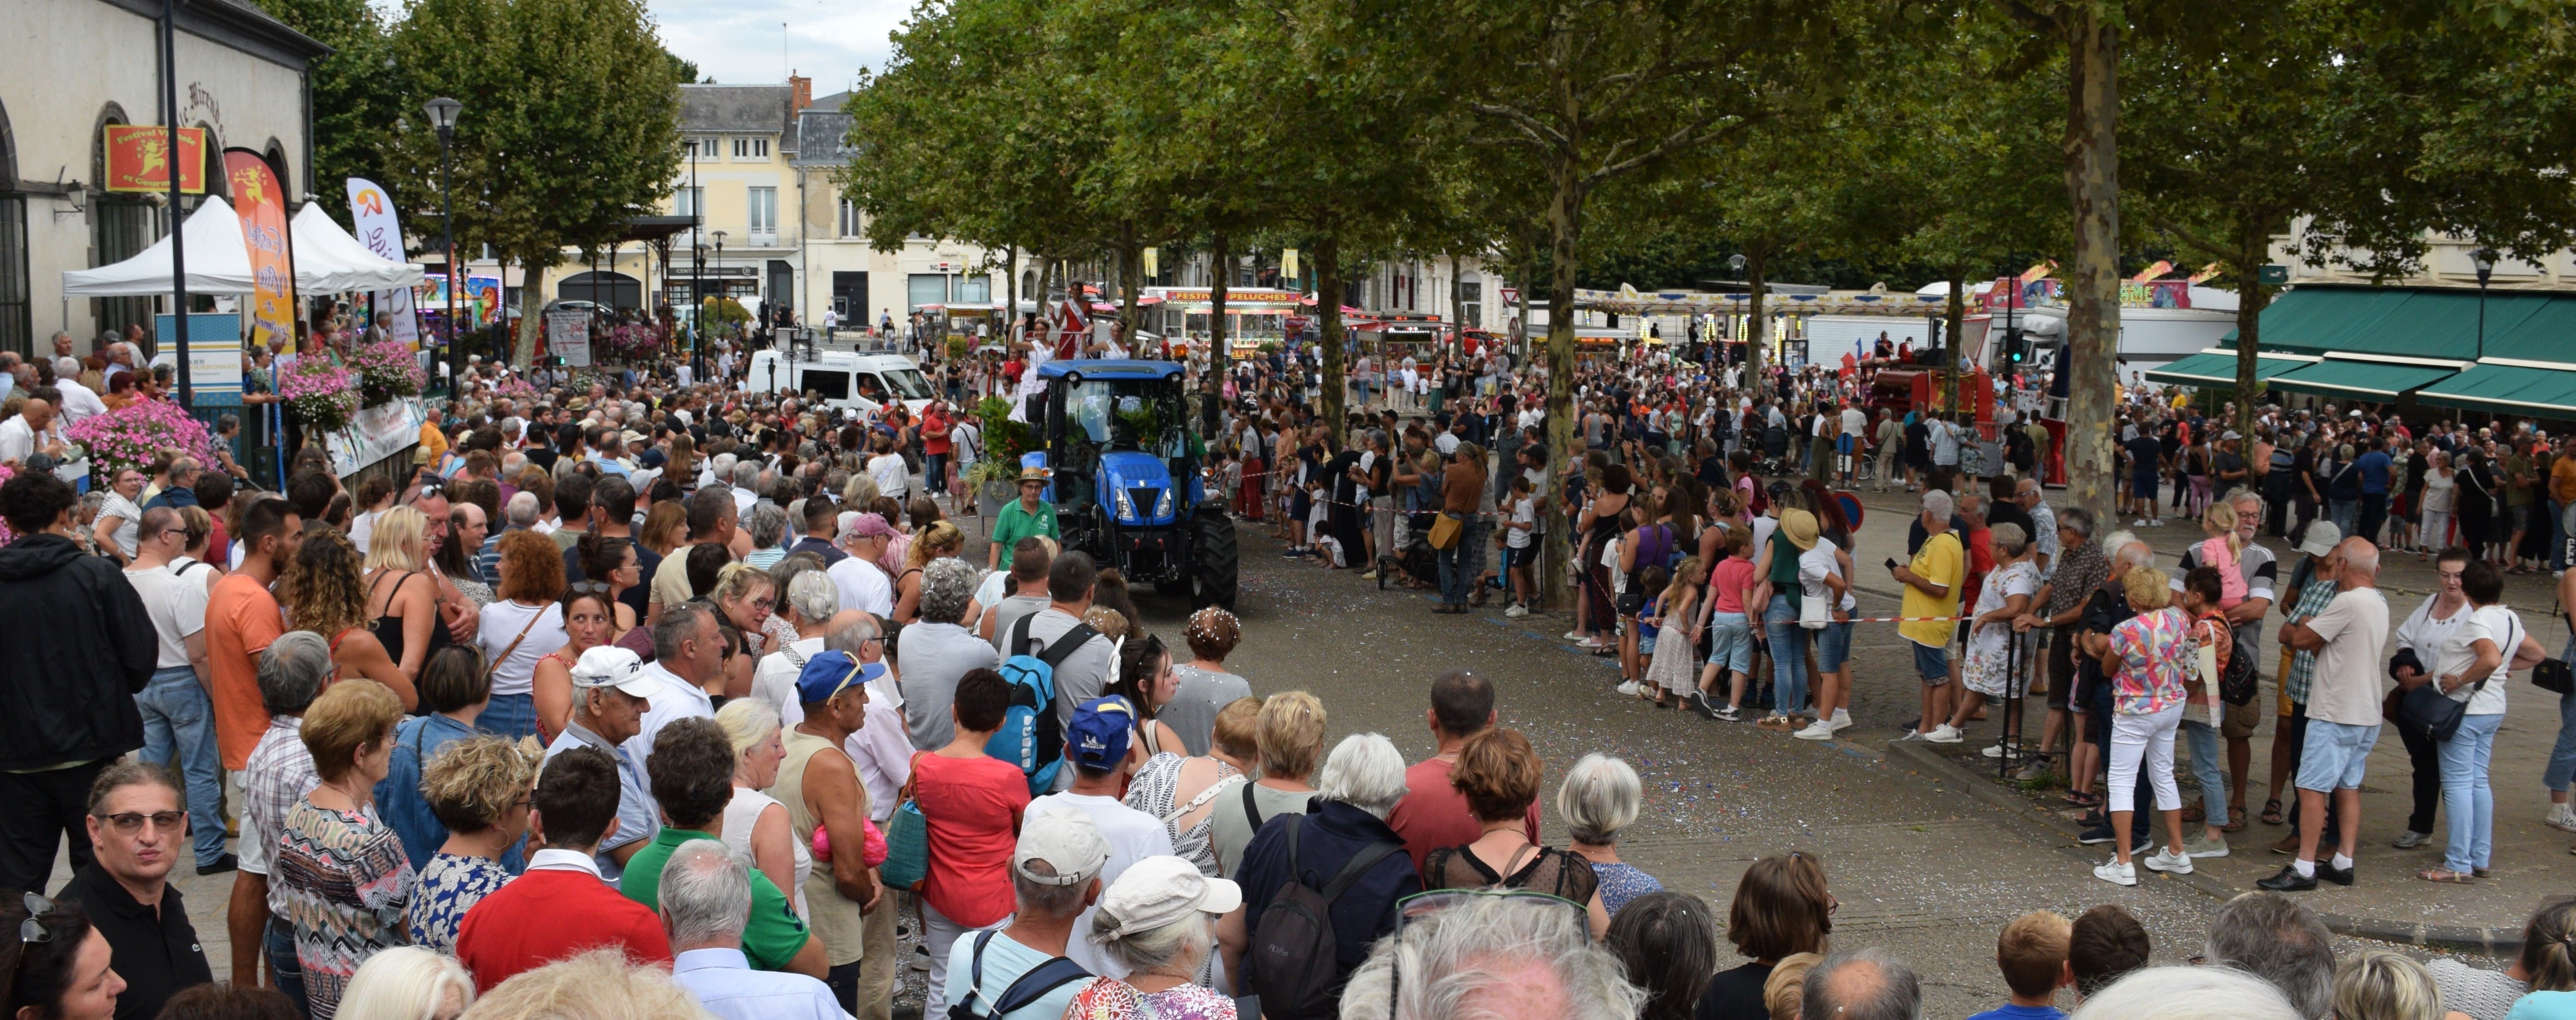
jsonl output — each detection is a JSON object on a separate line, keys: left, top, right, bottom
{"left": 947, "top": 930, "right": 1089, "bottom": 1020}
{"left": 1246, "top": 815, "right": 1403, "bottom": 1020}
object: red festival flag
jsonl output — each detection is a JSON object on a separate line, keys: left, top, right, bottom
{"left": 224, "top": 150, "right": 297, "bottom": 352}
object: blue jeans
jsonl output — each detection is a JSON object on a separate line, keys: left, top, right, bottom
{"left": 1763, "top": 595, "right": 1809, "bottom": 716}
{"left": 2180, "top": 718, "right": 2230, "bottom": 827}
{"left": 265, "top": 914, "right": 309, "bottom": 1019}
{"left": 2549, "top": 687, "right": 2576, "bottom": 793}
{"left": 477, "top": 693, "right": 537, "bottom": 741}
{"left": 2440, "top": 711, "right": 2505, "bottom": 873}
{"left": 2330, "top": 499, "right": 2360, "bottom": 539}
{"left": 137, "top": 666, "right": 227, "bottom": 863}
{"left": 1436, "top": 526, "right": 1470, "bottom": 605}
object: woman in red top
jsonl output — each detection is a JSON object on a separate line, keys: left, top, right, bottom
{"left": 922, "top": 400, "right": 955, "bottom": 507}
{"left": 911, "top": 667, "right": 1030, "bottom": 1017}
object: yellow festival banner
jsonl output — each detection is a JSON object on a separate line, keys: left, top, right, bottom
{"left": 224, "top": 150, "right": 296, "bottom": 351}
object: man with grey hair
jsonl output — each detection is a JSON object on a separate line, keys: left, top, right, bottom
{"left": 1894, "top": 488, "right": 1965, "bottom": 741}
{"left": 2261, "top": 536, "right": 2388, "bottom": 892}
{"left": 896, "top": 558, "right": 998, "bottom": 751}
{"left": 1339, "top": 892, "right": 1643, "bottom": 1020}
{"left": 662, "top": 840, "right": 843, "bottom": 1020}
{"left": 731, "top": 458, "right": 761, "bottom": 516}
{"left": 1803, "top": 948, "right": 1923, "bottom": 1020}
{"left": 943, "top": 805, "right": 1106, "bottom": 1020}
{"left": 1224, "top": 731, "right": 1420, "bottom": 1008}
{"left": 50, "top": 356, "right": 107, "bottom": 423}
{"left": 228, "top": 629, "right": 331, "bottom": 994}
{"left": 2201, "top": 891, "right": 2336, "bottom": 1020}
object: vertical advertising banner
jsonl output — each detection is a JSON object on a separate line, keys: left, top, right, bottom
{"left": 345, "top": 178, "right": 421, "bottom": 349}
{"left": 224, "top": 150, "right": 297, "bottom": 352}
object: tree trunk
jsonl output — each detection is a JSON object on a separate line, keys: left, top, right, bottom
{"left": 1946, "top": 270, "right": 1967, "bottom": 416}
{"left": 515, "top": 259, "right": 546, "bottom": 369}
{"left": 1118, "top": 220, "right": 1143, "bottom": 352}
{"left": 1209, "top": 233, "right": 1229, "bottom": 378}
{"left": 1202, "top": 235, "right": 1224, "bottom": 435}
{"left": 1449, "top": 254, "right": 1465, "bottom": 359}
{"left": 2061, "top": 6, "right": 2123, "bottom": 524}
{"left": 2232, "top": 230, "right": 2270, "bottom": 442}
{"left": 1318, "top": 233, "right": 1347, "bottom": 438}
{"left": 1540, "top": 157, "right": 1583, "bottom": 613}
{"left": 1005, "top": 244, "right": 1019, "bottom": 349}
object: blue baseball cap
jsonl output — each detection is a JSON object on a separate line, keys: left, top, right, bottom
{"left": 794, "top": 651, "right": 883, "bottom": 705}
{"left": 1067, "top": 697, "right": 1133, "bottom": 769}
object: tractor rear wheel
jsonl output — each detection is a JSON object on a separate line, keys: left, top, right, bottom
{"left": 1188, "top": 505, "right": 1238, "bottom": 611}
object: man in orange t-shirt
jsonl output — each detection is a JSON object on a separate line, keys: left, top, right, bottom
{"left": 204, "top": 496, "right": 302, "bottom": 769}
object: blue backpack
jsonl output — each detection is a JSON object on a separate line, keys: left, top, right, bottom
{"left": 989, "top": 614, "right": 1100, "bottom": 796}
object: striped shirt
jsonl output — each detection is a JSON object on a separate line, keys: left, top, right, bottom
{"left": 2283, "top": 576, "right": 2342, "bottom": 705}
{"left": 276, "top": 801, "right": 415, "bottom": 1020}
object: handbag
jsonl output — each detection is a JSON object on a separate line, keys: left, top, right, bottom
{"left": 2543, "top": 615, "right": 2576, "bottom": 695}
{"left": 1428, "top": 512, "right": 1463, "bottom": 550}
{"left": 2394, "top": 616, "right": 2514, "bottom": 744}
{"left": 880, "top": 753, "right": 932, "bottom": 891}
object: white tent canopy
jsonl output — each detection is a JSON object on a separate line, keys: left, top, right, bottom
{"left": 62, "top": 197, "right": 425, "bottom": 297}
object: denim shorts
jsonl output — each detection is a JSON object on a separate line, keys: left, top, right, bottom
{"left": 1911, "top": 639, "right": 1950, "bottom": 685}
{"left": 1708, "top": 612, "right": 1753, "bottom": 674}
{"left": 2296, "top": 719, "right": 2383, "bottom": 792}
{"left": 1815, "top": 620, "right": 1853, "bottom": 672}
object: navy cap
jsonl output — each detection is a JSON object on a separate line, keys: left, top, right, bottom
{"left": 641, "top": 448, "right": 667, "bottom": 469}
{"left": 1067, "top": 697, "right": 1133, "bottom": 769}
{"left": 794, "top": 651, "right": 882, "bottom": 705}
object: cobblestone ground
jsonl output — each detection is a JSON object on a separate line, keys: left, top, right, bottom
{"left": 90, "top": 476, "right": 2540, "bottom": 1018}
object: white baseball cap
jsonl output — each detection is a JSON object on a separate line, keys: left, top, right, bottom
{"left": 567, "top": 646, "right": 660, "bottom": 699}
{"left": 1014, "top": 804, "right": 1110, "bottom": 886}
{"left": 1086, "top": 856, "right": 1242, "bottom": 943}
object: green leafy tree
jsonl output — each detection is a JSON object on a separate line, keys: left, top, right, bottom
{"left": 386, "top": 0, "right": 684, "bottom": 367}
{"left": 254, "top": 0, "right": 406, "bottom": 195}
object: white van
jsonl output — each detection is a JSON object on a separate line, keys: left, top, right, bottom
{"left": 739, "top": 349, "right": 936, "bottom": 416}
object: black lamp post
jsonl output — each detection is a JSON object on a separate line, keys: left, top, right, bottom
{"left": 424, "top": 96, "right": 462, "bottom": 399}
{"left": 162, "top": 0, "right": 193, "bottom": 409}
{"left": 2473, "top": 247, "right": 2498, "bottom": 363}
{"left": 711, "top": 229, "right": 727, "bottom": 382}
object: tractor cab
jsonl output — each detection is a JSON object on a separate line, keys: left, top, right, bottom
{"left": 1026, "top": 360, "right": 1234, "bottom": 608}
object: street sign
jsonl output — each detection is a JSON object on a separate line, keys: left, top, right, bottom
{"left": 2258, "top": 264, "right": 2289, "bottom": 285}
{"left": 1500, "top": 288, "right": 1519, "bottom": 306}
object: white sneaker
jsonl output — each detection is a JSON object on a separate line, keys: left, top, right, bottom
{"left": 1793, "top": 722, "right": 1836, "bottom": 741}
{"left": 2152, "top": 518, "right": 2166, "bottom": 527}
{"left": 1564, "top": 630, "right": 1587, "bottom": 642}
{"left": 1504, "top": 604, "right": 1527, "bottom": 618}
{"left": 2093, "top": 859, "right": 2138, "bottom": 886}
{"left": 2133, "top": 519, "right": 2149, "bottom": 527}
{"left": 1616, "top": 681, "right": 1645, "bottom": 697}
{"left": 1981, "top": 744, "right": 2020, "bottom": 759}
{"left": 2549, "top": 804, "right": 2576, "bottom": 833}
{"left": 1360, "top": 570, "right": 1380, "bottom": 580}
{"left": 2142, "top": 846, "right": 2194, "bottom": 874}
{"left": 1828, "top": 710, "right": 1853, "bottom": 732}
{"left": 1924, "top": 724, "right": 1965, "bottom": 744}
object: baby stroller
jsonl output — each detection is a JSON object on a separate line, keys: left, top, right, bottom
{"left": 1379, "top": 510, "right": 1441, "bottom": 590}
{"left": 1759, "top": 422, "right": 1791, "bottom": 475}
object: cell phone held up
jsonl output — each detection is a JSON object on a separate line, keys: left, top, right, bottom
{"left": 1884, "top": 557, "right": 1901, "bottom": 572}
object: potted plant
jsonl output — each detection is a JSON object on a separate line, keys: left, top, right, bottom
{"left": 276, "top": 357, "right": 361, "bottom": 448}
{"left": 347, "top": 339, "right": 426, "bottom": 407}
{"left": 963, "top": 458, "right": 1018, "bottom": 519}
{"left": 63, "top": 398, "right": 222, "bottom": 482}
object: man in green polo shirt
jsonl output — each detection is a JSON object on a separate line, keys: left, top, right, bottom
{"left": 988, "top": 466, "right": 1060, "bottom": 571}
{"left": 624, "top": 716, "right": 825, "bottom": 977}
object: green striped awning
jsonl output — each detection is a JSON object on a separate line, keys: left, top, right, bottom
{"left": 2142, "top": 350, "right": 2314, "bottom": 388}
{"left": 2265, "top": 358, "right": 2460, "bottom": 399}
{"left": 2417, "top": 363, "right": 2576, "bottom": 417}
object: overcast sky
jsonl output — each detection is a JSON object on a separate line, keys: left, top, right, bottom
{"left": 649, "top": 0, "right": 911, "bottom": 93}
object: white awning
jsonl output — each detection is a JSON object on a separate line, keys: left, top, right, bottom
{"left": 63, "top": 197, "right": 425, "bottom": 297}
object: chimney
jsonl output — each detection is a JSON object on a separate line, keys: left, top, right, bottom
{"left": 790, "top": 73, "right": 812, "bottom": 113}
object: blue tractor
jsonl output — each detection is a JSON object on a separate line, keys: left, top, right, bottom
{"left": 1022, "top": 360, "right": 1238, "bottom": 609}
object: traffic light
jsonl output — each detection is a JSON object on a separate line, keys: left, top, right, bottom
{"left": 2001, "top": 327, "right": 2028, "bottom": 365}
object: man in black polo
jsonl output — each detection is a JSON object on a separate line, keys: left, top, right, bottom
{"left": 55, "top": 762, "right": 211, "bottom": 1020}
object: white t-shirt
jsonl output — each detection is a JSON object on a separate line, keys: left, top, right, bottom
{"left": 126, "top": 561, "right": 210, "bottom": 670}
{"left": 2435, "top": 603, "right": 2519, "bottom": 716}
{"left": 868, "top": 453, "right": 911, "bottom": 499}
{"left": 476, "top": 599, "right": 568, "bottom": 697}
{"left": 1508, "top": 496, "right": 1535, "bottom": 549}
{"left": 1798, "top": 543, "right": 1858, "bottom": 613}
{"left": 828, "top": 555, "right": 895, "bottom": 619}
{"left": 1841, "top": 407, "right": 1867, "bottom": 438}
{"left": 1024, "top": 793, "right": 1174, "bottom": 979}
{"left": 626, "top": 661, "right": 716, "bottom": 760}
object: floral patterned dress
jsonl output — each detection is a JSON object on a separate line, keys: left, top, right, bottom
{"left": 275, "top": 799, "right": 414, "bottom": 1020}
{"left": 1065, "top": 978, "right": 1238, "bottom": 1020}
{"left": 404, "top": 852, "right": 511, "bottom": 952}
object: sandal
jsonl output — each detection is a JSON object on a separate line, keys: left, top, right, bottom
{"left": 2418, "top": 868, "right": 2475, "bottom": 883}
{"left": 2260, "top": 799, "right": 2285, "bottom": 826}
{"left": 2222, "top": 817, "right": 2249, "bottom": 833}
{"left": 2063, "top": 790, "right": 2101, "bottom": 807}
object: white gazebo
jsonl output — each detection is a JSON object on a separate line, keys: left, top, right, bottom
{"left": 62, "top": 198, "right": 425, "bottom": 297}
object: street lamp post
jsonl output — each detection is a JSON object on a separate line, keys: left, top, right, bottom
{"left": 162, "top": 0, "right": 192, "bottom": 410}
{"left": 424, "top": 96, "right": 462, "bottom": 400}
{"left": 2473, "top": 247, "right": 2498, "bottom": 363}
{"left": 711, "top": 229, "right": 727, "bottom": 383}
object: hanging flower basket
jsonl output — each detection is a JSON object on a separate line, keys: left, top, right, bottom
{"left": 278, "top": 357, "right": 361, "bottom": 434}
{"left": 347, "top": 340, "right": 426, "bottom": 406}
{"left": 603, "top": 323, "right": 660, "bottom": 362}
{"left": 62, "top": 399, "right": 222, "bottom": 481}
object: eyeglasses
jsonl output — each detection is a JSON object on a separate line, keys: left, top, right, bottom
{"left": 19, "top": 891, "right": 56, "bottom": 944}
{"left": 96, "top": 810, "right": 186, "bottom": 834}
{"left": 1387, "top": 890, "right": 1588, "bottom": 1014}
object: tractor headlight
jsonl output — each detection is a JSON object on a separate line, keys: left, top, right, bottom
{"left": 1113, "top": 488, "right": 1137, "bottom": 521}
{"left": 1153, "top": 487, "right": 1173, "bottom": 518}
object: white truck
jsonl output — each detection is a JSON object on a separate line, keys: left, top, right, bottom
{"left": 739, "top": 349, "right": 937, "bottom": 417}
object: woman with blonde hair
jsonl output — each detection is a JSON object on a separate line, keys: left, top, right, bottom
{"left": 402, "top": 732, "right": 534, "bottom": 953}
{"left": 2091, "top": 568, "right": 2193, "bottom": 887}
{"left": 637, "top": 500, "right": 686, "bottom": 558}
{"left": 713, "top": 698, "right": 811, "bottom": 919}
{"left": 454, "top": 949, "right": 704, "bottom": 1020}
{"left": 2332, "top": 951, "right": 2463, "bottom": 1020}
{"left": 285, "top": 528, "right": 418, "bottom": 710}
{"left": 891, "top": 519, "right": 964, "bottom": 624}
{"left": 363, "top": 505, "right": 452, "bottom": 685}
{"left": 709, "top": 561, "right": 781, "bottom": 688}
{"left": 336, "top": 946, "right": 474, "bottom": 1020}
